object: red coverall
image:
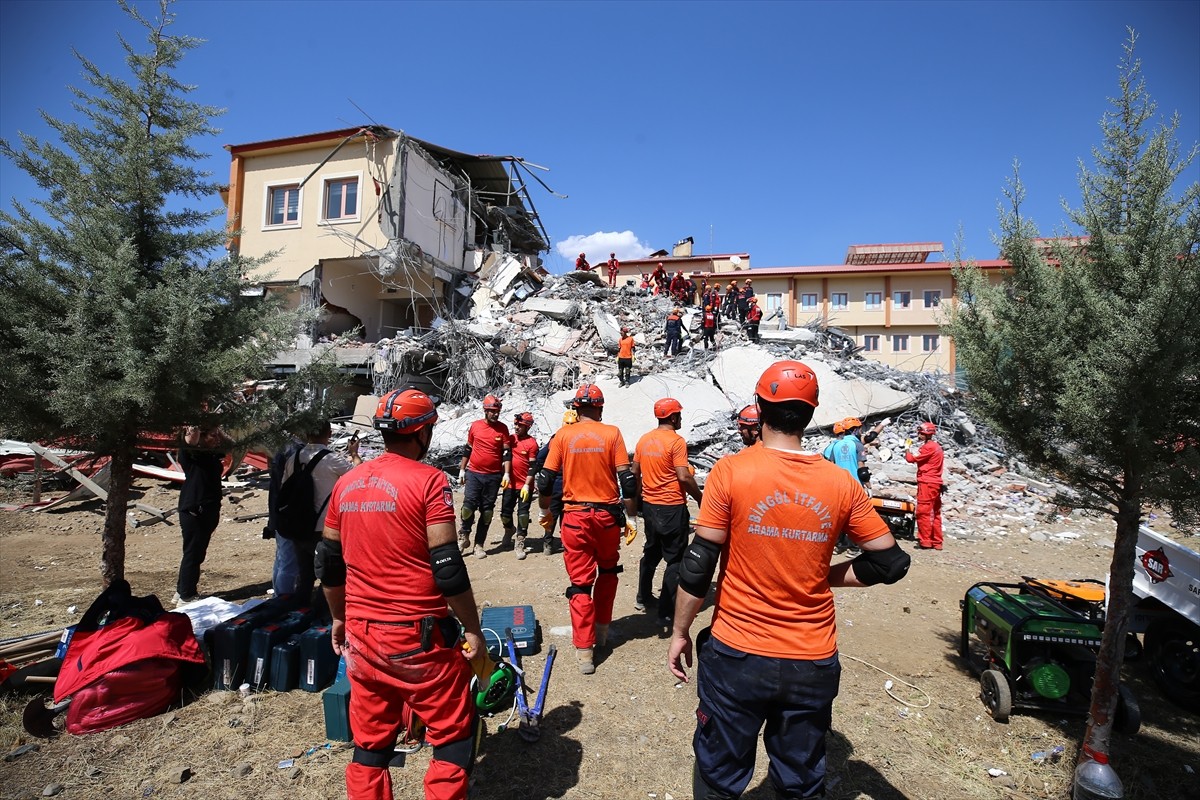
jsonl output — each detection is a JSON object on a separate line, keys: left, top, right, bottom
{"left": 905, "top": 439, "right": 945, "bottom": 549}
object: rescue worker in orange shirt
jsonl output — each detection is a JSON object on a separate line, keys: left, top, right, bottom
{"left": 632, "top": 398, "right": 703, "bottom": 624}
{"left": 536, "top": 383, "right": 637, "bottom": 675}
{"left": 319, "top": 389, "right": 485, "bottom": 800}
{"left": 499, "top": 412, "right": 539, "bottom": 560}
{"left": 905, "top": 422, "right": 945, "bottom": 550}
{"left": 668, "top": 361, "right": 910, "bottom": 800}
{"left": 607, "top": 253, "right": 620, "bottom": 287}
{"left": 456, "top": 395, "right": 512, "bottom": 559}
{"left": 617, "top": 326, "right": 636, "bottom": 386}
{"left": 735, "top": 404, "right": 761, "bottom": 447}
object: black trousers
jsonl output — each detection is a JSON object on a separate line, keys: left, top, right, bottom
{"left": 617, "top": 357, "right": 633, "bottom": 385}
{"left": 177, "top": 504, "right": 220, "bottom": 596}
{"left": 638, "top": 501, "right": 690, "bottom": 618}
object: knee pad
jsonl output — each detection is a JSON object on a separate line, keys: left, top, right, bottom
{"left": 432, "top": 717, "right": 482, "bottom": 773}
{"left": 565, "top": 583, "right": 593, "bottom": 600}
{"left": 478, "top": 509, "right": 494, "bottom": 528}
{"left": 352, "top": 745, "right": 395, "bottom": 769}
{"left": 517, "top": 512, "right": 531, "bottom": 530}
{"left": 460, "top": 506, "right": 475, "bottom": 522}
{"left": 598, "top": 564, "right": 624, "bottom": 575}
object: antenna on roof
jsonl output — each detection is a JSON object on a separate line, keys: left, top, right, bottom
{"left": 348, "top": 98, "right": 382, "bottom": 127}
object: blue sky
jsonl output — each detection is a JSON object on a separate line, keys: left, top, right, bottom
{"left": 2, "top": 0, "right": 1197, "bottom": 273}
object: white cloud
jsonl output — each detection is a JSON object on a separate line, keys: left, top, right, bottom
{"left": 555, "top": 231, "right": 655, "bottom": 264}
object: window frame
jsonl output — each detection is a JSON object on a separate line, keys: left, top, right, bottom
{"left": 320, "top": 172, "right": 362, "bottom": 225}
{"left": 892, "top": 333, "right": 910, "bottom": 352}
{"left": 923, "top": 289, "right": 942, "bottom": 308}
{"left": 862, "top": 334, "right": 880, "bottom": 352}
{"left": 893, "top": 290, "right": 911, "bottom": 309}
{"left": 865, "top": 291, "right": 883, "bottom": 310}
{"left": 923, "top": 333, "right": 940, "bottom": 352}
{"left": 264, "top": 180, "right": 302, "bottom": 229}
{"left": 765, "top": 293, "right": 782, "bottom": 312}
{"left": 800, "top": 292, "right": 819, "bottom": 311}
{"left": 831, "top": 291, "right": 848, "bottom": 310}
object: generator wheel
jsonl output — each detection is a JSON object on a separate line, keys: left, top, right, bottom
{"left": 1114, "top": 684, "right": 1141, "bottom": 735}
{"left": 1143, "top": 618, "right": 1200, "bottom": 711}
{"left": 981, "top": 669, "right": 1011, "bottom": 723}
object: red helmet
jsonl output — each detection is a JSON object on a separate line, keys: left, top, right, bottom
{"left": 918, "top": 422, "right": 937, "bottom": 436}
{"left": 573, "top": 383, "right": 604, "bottom": 408}
{"left": 654, "top": 398, "right": 683, "bottom": 419}
{"left": 755, "top": 360, "right": 819, "bottom": 408}
{"left": 736, "top": 405, "right": 759, "bottom": 427}
{"left": 579, "top": 252, "right": 586, "bottom": 258}
{"left": 374, "top": 389, "right": 438, "bottom": 433}
{"left": 620, "top": 326, "right": 630, "bottom": 334}
{"left": 749, "top": 297, "right": 757, "bottom": 304}
{"left": 514, "top": 412, "right": 534, "bottom": 427}
{"left": 483, "top": 395, "right": 502, "bottom": 411}
{"left": 704, "top": 305, "right": 712, "bottom": 311}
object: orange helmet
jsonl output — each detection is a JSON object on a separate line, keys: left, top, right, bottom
{"left": 736, "top": 405, "right": 760, "bottom": 427}
{"left": 654, "top": 398, "right": 683, "bottom": 419}
{"left": 832, "top": 420, "right": 846, "bottom": 435}
{"left": 573, "top": 383, "right": 604, "bottom": 408}
{"left": 514, "top": 412, "right": 534, "bottom": 427}
{"left": 483, "top": 395, "right": 502, "bottom": 411}
{"left": 842, "top": 417, "right": 863, "bottom": 432}
{"left": 918, "top": 422, "right": 937, "bottom": 436}
{"left": 704, "top": 305, "right": 712, "bottom": 311}
{"left": 755, "top": 360, "right": 819, "bottom": 408}
{"left": 374, "top": 389, "right": 438, "bottom": 433}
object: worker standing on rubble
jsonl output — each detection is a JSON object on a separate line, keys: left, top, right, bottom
{"left": 723, "top": 281, "right": 739, "bottom": 320}
{"left": 905, "top": 422, "right": 945, "bottom": 550}
{"left": 735, "top": 279, "right": 753, "bottom": 323}
{"left": 617, "top": 326, "right": 636, "bottom": 386}
{"left": 536, "top": 384, "right": 637, "bottom": 675}
{"left": 499, "top": 412, "right": 539, "bottom": 561}
{"left": 668, "top": 361, "right": 910, "bottom": 800}
{"left": 632, "top": 398, "right": 703, "bottom": 624}
{"left": 706, "top": 285, "right": 723, "bottom": 324}
{"left": 575, "top": 252, "right": 591, "bottom": 272}
{"left": 670, "top": 271, "right": 687, "bottom": 303}
{"left": 456, "top": 395, "right": 512, "bottom": 559}
{"left": 607, "top": 253, "right": 620, "bottom": 287}
{"left": 744, "top": 297, "right": 763, "bottom": 342}
{"left": 700, "top": 306, "right": 718, "bottom": 350}
{"left": 664, "top": 308, "right": 684, "bottom": 357}
{"left": 533, "top": 409, "right": 577, "bottom": 555}
{"left": 652, "top": 262, "right": 668, "bottom": 295}
{"left": 735, "top": 404, "right": 760, "bottom": 447}
{"left": 175, "top": 421, "right": 234, "bottom": 605}
{"left": 319, "top": 388, "right": 485, "bottom": 800}
{"left": 823, "top": 418, "right": 869, "bottom": 556}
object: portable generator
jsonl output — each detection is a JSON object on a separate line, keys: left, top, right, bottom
{"left": 959, "top": 579, "right": 1140, "bottom": 733}
{"left": 870, "top": 495, "right": 915, "bottom": 540}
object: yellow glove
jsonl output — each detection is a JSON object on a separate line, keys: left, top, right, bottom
{"left": 501, "top": 475, "right": 511, "bottom": 490}
{"left": 625, "top": 522, "right": 638, "bottom": 546}
{"left": 539, "top": 511, "right": 554, "bottom": 533}
{"left": 519, "top": 485, "right": 531, "bottom": 502}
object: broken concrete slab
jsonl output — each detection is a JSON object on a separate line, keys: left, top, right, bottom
{"left": 524, "top": 298, "right": 579, "bottom": 322}
{"left": 591, "top": 308, "right": 622, "bottom": 354}
{"left": 758, "top": 327, "right": 818, "bottom": 344}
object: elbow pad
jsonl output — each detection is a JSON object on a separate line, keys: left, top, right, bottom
{"left": 535, "top": 468, "right": 558, "bottom": 496}
{"left": 850, "top": 543, "right": 911, "bottom": 586}
{"left": 857, "top": 466, "right": 871, "bottom": 484}
{"left": 618, "top": 469, "right": 637, "bottom": 499}
{"left": 315, "top": 538, "right": 346, "bottom": 587}
{"left": 430, "top": 542, "right": 471, "bottom": 597}
{"left": 679, "top": 535, "right": 721, "bottom": 598}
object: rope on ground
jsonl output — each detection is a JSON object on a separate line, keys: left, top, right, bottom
{"left": 843, "top": 654, "right": 932, "bottom": 709}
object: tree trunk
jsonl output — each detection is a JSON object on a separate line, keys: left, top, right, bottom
{"left": 1078, "top": 497, "right": 1140, "bottom": 766}
{"left": 100, "top": 445, "right": 135, "bottom": 586}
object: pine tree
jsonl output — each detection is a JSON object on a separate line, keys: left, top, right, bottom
{"left": 0, "top": 0, "right": 334, "bottom": 586}
{"left": 948, "top": 31, "right": 1199, "bottom": 796}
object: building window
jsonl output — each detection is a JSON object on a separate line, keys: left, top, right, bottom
{"left": 323, "top": 177, "right": 359, "bottom": 221}
{"left": 924, "top": 290, "right": 942, "bottom": 308}
{"left": 831, "top": 292, "right": 848, "bottom": 310}
{"left": 862, "top": 334, "right": 880, "bottom": 352}
{"left": 267, "top": 184, "right": 300, "bottom": 227}
{"left": 865, "top": 291, "right": 882, "bottom": 310}
{"left": 893, "top": 334, "right": 909, "bottom": 352}
{"left": 923, "top": 334, "right": 940, "bottom": 352}
{"left": 801, "top": 293, "right": 818, "bottom": 311}
{"left": 893, "top": 290, "right": 911, "bottom": 309}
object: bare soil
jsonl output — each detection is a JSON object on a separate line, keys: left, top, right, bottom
{"left": 0, "top": 475, "right": 1197, "bottom": 800}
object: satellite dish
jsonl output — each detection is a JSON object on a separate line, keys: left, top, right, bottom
{"left": 730, "top": 256, "right": 742, "bottom": 268}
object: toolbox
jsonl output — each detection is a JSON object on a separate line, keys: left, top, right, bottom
{"left": 269, "top": 637, "right": 301, "bottom": 692}
{"left": 481, "top": 605, "right": 540, "bottom": 659}
{"left": 248, "top": 608, "right": 316, "bottom": 692}
{"left": 299, "top": 624, "right": 338, "bottom": 692}
{"left": 205, "top": 599, "right": 292, "bottom": 690}
{"left": 322, "top": 676, "right": 353, "bottom": 742}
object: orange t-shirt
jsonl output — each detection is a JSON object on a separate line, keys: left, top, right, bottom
{"left": 617, "top": 335, "right": 635, "bottom": 359}
{"left": 696, "top": 446, "right": 890, "bottom": 659}
{"left": 544, "top": 418, "right": 629, "bottom": 505}
{"left": 466, "top": 419, "right": 510, "bottom": 474}
{"left": 634, "top": 427, "right": 689, "bottom": 506}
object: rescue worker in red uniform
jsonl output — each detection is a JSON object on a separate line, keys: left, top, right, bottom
{"left": 456, "top": 395, "right": 512, "bottom": 559}
{"left": 905, "top": 422, "right": 945, "bottom": 549}
{"left": 575, "top": 252, "right": 591, "bottom": 272}
{"left": 319, "top": 389, "right": 485, "bottom": 800}
{"left": 607, "top": 253, "right": 620, "bottom": 287}
{"left": 651, "top": 262, "right": 668, "bottom": 295}
{"left": 536, "top": 383, "right": 638, "bottom": 675}
{"left": 500, "top": 412, "right": 539, "bottom": 560}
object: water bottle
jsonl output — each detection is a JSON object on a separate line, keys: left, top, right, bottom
{"left": 1073, "top": 750, "right": 1123, "bottom": 800}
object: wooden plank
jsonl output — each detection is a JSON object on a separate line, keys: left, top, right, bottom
{"left": 27, "top": 443, "right": 109, "bottom": 501}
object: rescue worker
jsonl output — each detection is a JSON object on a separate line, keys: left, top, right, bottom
{"left": 536, "top": 383, "right": 637, "bottom": 675}
{"left": 736, "top": 278, "right": 754, "bottom": 323}
{"left": 722, "top": 281, "right": 739, "bottom": 319}
{"left": 700, "top": 305, "right": 718, "bottom": 350}
{"left": 744, "top": 296, "right": 763, "bottom": 342}
{"left": 706, "top": 285, "right": 723, "bottom": 324}
{"left": 735, "top": 404, "right": 761, "bottom": 447}
{"left": 617, "top": 326, "right": 636, "bottom": 386}
{"left": 575, "top": 252, "right": 591, "bottom": 272}
{"left": 668, "top": 361, "right": 910, "bottom": 800}
{"left": 632, "top": 398, "right": 703, "bottom": 624}
{"left": 607, "top": 252, "right": 620, "bottom": 287}
{"left": 905, "top": 422, "right": 945, "bottom": 550}
{"left": 319, "top": 388, "right": 486, "bottom": 800}
{"left": 823, "top": 418, "right": 868, "bottom": 555}
{"left": 664, "top": 307, "right": 684, "bottom": 357}
{"left": 533, "top": 409, "right": 577, "bottom": 555}
{"left": 651, "top": 262, "right": 668, "bottom": 295}
{"left": 499, "top": 412, "right": 539, "bottom": 560}
{"left": 175, "top": 419, "right": 234, "bottom": 605}
{"left": 670, "top": 271, "right": 687, "bottom": 303}
{"left": 456, "top": 395, "right": 512, "bottom": 559}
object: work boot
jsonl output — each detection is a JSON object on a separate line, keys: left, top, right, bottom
{"left": 595, "top": 624, "right": 609, "bottom": 648}
{"left": 576, "top": 647, "right": 595, "bottom": 675}
{"left": 501, "top": 524, "right": 515, "bottom": 550}
{"left": 458, "top": 529, "right": 471, "bottom": 554}
{"left": 514, "top": 535, "right": 526, "bottom": 561}
{"left": 473, "top": 544, "right": 487, "bottom": 559}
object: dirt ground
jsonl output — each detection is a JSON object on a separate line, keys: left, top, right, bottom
{"left": 0, "top": 473, "right": 1197, "bottom": 800}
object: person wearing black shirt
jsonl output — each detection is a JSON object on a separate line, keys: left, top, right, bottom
{"left": 175, "top": 425, "right": 232, "bottom": 605}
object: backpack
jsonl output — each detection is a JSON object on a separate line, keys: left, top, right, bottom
{"left": 276, "top": 448, "right": 331, "bottom": 540}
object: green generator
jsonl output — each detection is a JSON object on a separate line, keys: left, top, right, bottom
{"left": 959, "top": 580, "right": 1140, "bottom": 733}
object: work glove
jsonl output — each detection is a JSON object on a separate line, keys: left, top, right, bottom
{"left": 539, "top": 511, "right": 554, "bottom": 533}
{"left": 519, "top": 485, "right": 531, "bottom": 502}
{"left": 457, "top": 471, "right": 467, "bottom": 488}
{"left": 500, "top": 475, "right": 511, "bottom": 490}
{"left": 624, "top": 522, "right": 638, "bottom": 546}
